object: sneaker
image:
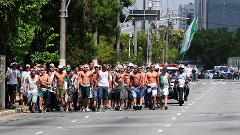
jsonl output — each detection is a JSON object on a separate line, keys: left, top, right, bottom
{"left": 139, "top": 105, "right": 142, "bottom": 110}
{"left": 19, "top": 101, "right": 23, "bottom": 105}
{"left": 60, "top": 107, "right": 64, "bottom": 112}
{"left": 92, "top": 107, "right": 96, "bottom": 112}
{"left": 124, "top": 106, "right": 128, "bottom": 110}
{"left": 82, "top": 108, "right": 86, "bottom": 112}
{"left": 39, "top": 109, "right": 43, "bottom": 113}
{"left": 184, "top": 97, "right": 188, "bottom": 101}
{"left": 164, "top": 106, "right": 168, "bottom": 110}
{"left": 119, "top": 108, "right": 122, "bottom": 111}
{"left": 133, "top": 105, "right": 137, "bottom": 110}
{"left": 86, "top": 108, "right": 90, "bottom": 112}
{"left": 152, "top": 106, "right": 156, "bottom": 110}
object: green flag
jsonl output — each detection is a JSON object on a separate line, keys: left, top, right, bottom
{"left": 180, "top": 15, "right": 198, "bottom": 55}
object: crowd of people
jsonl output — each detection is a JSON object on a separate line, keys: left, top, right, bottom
{"left": 5, "top": 62, "right": 189, "bottom": 113}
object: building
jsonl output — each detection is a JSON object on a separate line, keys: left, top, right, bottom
{"left": 178, "top": 2, "right": 195, "bottom": 30}
{"left": 195, "top": 0, "right": 240, "bottom": 31}
{"left": 194, "top": 0, "right": 208, "bottom": 30}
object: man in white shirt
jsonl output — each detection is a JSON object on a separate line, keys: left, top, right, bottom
{"left": 5, "top": 62, "right": 21, "bottom": 109}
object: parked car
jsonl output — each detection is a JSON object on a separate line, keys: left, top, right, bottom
{"left": 204, "top": 70, "right": 214, "bottom": 79}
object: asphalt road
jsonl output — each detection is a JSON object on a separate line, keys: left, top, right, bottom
{"left": 1, "top": 79, "right": 240, "bottom": 135}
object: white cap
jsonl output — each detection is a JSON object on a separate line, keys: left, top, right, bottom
{"left": 50, "top": 63, "right": 54, "bottom": 67}
{"left": 26, "top": 64, "right": 30, "bottom": 67}
{"left": 128, "top": 63, "right": 134, "bottom": 67}
{"left": 83, "top": 64, "right": 89, "bottom": 68}
{"left": 58, "top": 65, "right": 63, "bottom": 68}
{"left": 155, "top": 64, "right": 160, "bottom": 69}
{"left": 12, "top": 62, "right": 17, "bottom": 65}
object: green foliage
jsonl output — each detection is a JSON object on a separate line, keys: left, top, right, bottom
{"left": 185, "top": 27, "right": 240, "bottom": 69}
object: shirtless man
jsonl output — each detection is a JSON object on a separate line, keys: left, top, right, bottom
{"left": 55, "top": 65, "right": 68, "bottom": 112}
{"left": 113, "top": 65, "right": 126, "bottom": 111}
{"left": 38, "top": 66, "right": 51, "bottom": 113}
{"left": 92, "top": 65, "right": 100, "bottom": 111}
{"left": 145, "top": 64, "right": 160, "bottom": 110}
{"left": 130, "top": 66, "right": 144, "bottom": 110}
{"left": 79, "top": 64, "right": 93, "bottom": 112}
{"left": 124, "top": 66, "right": 133, "bottom": 109}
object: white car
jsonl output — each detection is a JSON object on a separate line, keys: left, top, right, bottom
{"left": 204, "top": 70, "right": 214, "bottom": 79}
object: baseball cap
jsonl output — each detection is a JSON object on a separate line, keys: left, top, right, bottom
{"left": 128, "top": 63, "right": 134, "bottom": 67}
{"left": 26, "top": 64, "right": 30, "bottom": 67}
{"left": 12, "top": 62, "right": 17, "bottom": 65}
{"left": 162, "top": 66, "right": 167, "bottom": 70}
{"left": 58, "top": 65, "right": 63, "bottom": 69}
{"left": 49, "top": 63, "right": 54, "bottom": 67}
{"left": 83, "top": 64, "right": 89, "bottom": 68}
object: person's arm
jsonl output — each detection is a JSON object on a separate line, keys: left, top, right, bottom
{"left": 108, "top": 73, "right": 112, "bottom": 91}
{"left": 46, "top": 75, "right": 51, "bottom": 85}
{"left": 156, "top": 73, "right": 160, "bottom": 92}
{"left": 24, "top": 77, "right": 28, "bottom": 92}
{"left": 168, "top": 74, "right": 171, "bottom": 89}
{"left": 37, "top": 77, "right": 40, "bottom": 94}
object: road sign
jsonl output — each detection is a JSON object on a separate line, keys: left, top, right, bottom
{"left": 129, "top": 10, "right": 160, "bottom": 20}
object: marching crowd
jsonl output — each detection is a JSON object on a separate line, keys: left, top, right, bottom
{"left": 5, "top": 62, "right": 189, "bottom": 113}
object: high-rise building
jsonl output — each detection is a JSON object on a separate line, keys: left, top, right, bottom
{"left": 195, "top": 0, "right": 240, "bottom": 31}
{"left": 179, "top": 2, "right": 195, "bottom": 30}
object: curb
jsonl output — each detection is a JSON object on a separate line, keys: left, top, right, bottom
{"left": 0, "top": 107, "right": 30, "bottom": 117}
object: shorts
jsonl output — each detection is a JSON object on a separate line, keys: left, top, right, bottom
{"left": 113, "top": 85, "right": 126, "bottom": 101}
{"left": 92, "top": 89, "right": 98, "bottom": 101}
{"left": 39, "top": 88, "right": 48, "bottom": 99}
{"left": 8, "top": 84, "right": 17, "bottom": 94}
{"left": 147, "top": 83, "right": 158, "bottom": 97}
{"left": 27, "top": 92, "right": 38, "bottom": 104}
{"left": 67, "top": 89, "right": 77, "bottom": 102}
{"left": 56, "top": 86, "right": 65, "bottom": 99}
{"left": 124, "top": 85, "right": 130, "bottom": 99}
{"left": 131, "top": 86, "right": 145, "bottom": 98}
{"left": 81, "top": 84, "right": 91, "bottom": 99}
{"left": 159, "top": 88, "right": 169, "bottom": 97}
{"left": 19, "top": 87, "right": 24, "bottom": 93}
{"left": 97, "top": 86, "right": 109, "bottom": 99}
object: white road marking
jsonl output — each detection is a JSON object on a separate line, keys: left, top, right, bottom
{"left": 166, "top": 124, "right": 171, "bottom": 127}
{"left": 85, "top": 115, "right": 90, "bottom": 118}
{"left": 189, "top": 104, "right": 192, "bottom": 105}
{"left": 57, "top": 127, "right": 62, "bottom": 129}
{"left": 35, "top": 132, "right": 43, "bottom": 134}
{"left": 222, "top": 83, "right": 226, "bottom": 84}
{"left": 192, "top": 102, "right": 195, "bottom": 104}
{"left": 185, "top": 107, "right": 189, "bottom": 108}
{"left": 202, "top": 83, "right": 206, "bottom": 84}
{"left": 212, "top": 83, "right": 216, "bottom": 84}
{"left": 177, "top": 113, "right": 181, "bottom": 115}
{"left": 172, "top": 117, "right": 176, "bottom": 120}
{"left": 71, "top": 120, "right": 77, "bottom": 123}
{"left": 157, "top": 130, "right": 163, "bottom": 132}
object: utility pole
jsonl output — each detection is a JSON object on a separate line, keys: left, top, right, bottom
{"left": 116, "top": 0, "right": 121, "bottom": 63}
{"left": 165, "top": 7, "right": 169, "bottom": 64}
{"left": 59, "top": 0, "right": 71, "bottom": 66}
{"left": 0, "top": 55, "right": 6, "bottom": 109}
{"left": 142, "top": 0, "right": 146, "bottom": 31}
{"left": 133, "top": 0, "right": 137, "bottom": 56}
{"left": 59, "top": 0, "right": 67, "bottom": 66}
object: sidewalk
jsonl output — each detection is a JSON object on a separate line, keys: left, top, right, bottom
{"left": 0, "top": 93, "right": 29, "bottom": 117}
